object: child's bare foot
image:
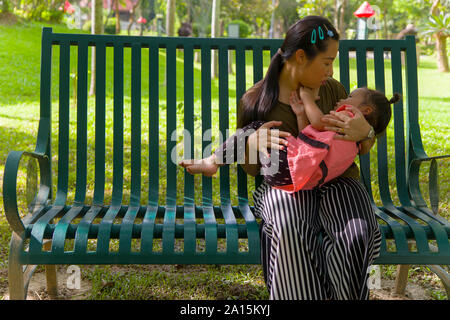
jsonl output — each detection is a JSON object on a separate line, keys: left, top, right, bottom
{"left": 179, "top": 155, "right": 219, "bottom": 177}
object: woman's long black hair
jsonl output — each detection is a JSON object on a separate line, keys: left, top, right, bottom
{"left": 238, "top": 16, "right": 339, "bottom": 128}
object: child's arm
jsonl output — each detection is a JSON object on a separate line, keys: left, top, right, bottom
{"left": 289, "top": 91, "right": 310, "bottom": 132}
{"left": 299, "top": 87, "right": 327, "bottom": 131}
{"left": 358, "top": 137, "right": 376, "bottom": 155}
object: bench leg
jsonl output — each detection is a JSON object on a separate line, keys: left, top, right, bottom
{"left": 427, "top": 265, "right": 450, "bottom": 299}
{"left": 43, "top": 241, "right": 58, "bottom": 298}
{"left": 394, "top": 264, "right": 410, "bottom": 295}
{"left": 8, "top": 232, "right": 26, "bottom": 299}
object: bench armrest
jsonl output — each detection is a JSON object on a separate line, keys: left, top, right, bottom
{"left": 408, "top": 154, "right": 450, "bottom": 216}
{"left": 3, "top": 150, "right": 51, "bottom": 233}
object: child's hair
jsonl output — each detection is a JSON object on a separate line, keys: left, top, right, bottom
{"left": 360, "top": 88, "right": 401, "bottom": 135}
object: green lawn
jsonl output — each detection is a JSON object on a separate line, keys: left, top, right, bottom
{"left": 0, "top": 21, "right": 448, "bottom": 300}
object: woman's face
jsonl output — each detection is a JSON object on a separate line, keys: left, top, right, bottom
{"left": 294, "top": 40, "right": 339, "bottom": 89}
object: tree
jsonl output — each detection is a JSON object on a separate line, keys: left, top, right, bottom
{"left": 166, "top": 0, "right": 176, "bottom": 36}
{"left": 422, "top": 11, "right": 450, "bottom": 72}
{"left": 127, "top": 0, "right": 141, "bottom": 35}
{"left": 211, "top": 0, "right": 220, "bottom": 78}
{"left": 89, "top": 0, "right": 103, "bottom": 96}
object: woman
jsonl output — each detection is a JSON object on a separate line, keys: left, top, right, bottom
{"left": 239, "top": 16, "right": 382, "bottom": 300}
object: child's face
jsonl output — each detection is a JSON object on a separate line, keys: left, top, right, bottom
{"left": 334, "top": 88, "right": 367, "bottom": 110}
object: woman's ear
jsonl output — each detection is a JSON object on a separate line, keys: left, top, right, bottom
{"left": 359, "top": 105, "right": 374, "bottom": 115}
{"left": 295, "top": 49, "right": 307, "bottom": 65}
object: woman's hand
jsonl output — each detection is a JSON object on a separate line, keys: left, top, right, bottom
{"left": 321, "top": 105, "right": 371, "bottom": 142}
{"left": 247, "top": 121, "right": 291, "bottom": 160}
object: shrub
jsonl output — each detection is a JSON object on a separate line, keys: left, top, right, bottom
{"left": 104, "top": 17, "right": 117, "bottom": 34}
{"left": 225, "top": 19, "right": 253, "bottom": 38}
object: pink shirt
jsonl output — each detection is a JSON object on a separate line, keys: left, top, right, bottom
{"left": 274, "top": 106, "right": 359, "bottom": 193}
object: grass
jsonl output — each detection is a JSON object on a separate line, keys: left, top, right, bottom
{"left": 0, "top": 20, "right": 448, "bottom": 300}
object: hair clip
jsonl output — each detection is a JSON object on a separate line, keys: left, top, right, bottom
{"left": 323, "top": 24, "right": 334, "bottom": 37}
{"left": 318, "top": 26, "right": 324, "bottom": 40}
{"left": 311, "top": 29, "right": 317, "bottom": 44}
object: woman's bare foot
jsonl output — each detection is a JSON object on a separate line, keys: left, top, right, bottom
{"left": 178, "top": 154, "right": 219, "bottom": 177}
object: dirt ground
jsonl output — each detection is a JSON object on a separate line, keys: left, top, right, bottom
{"left": 0, "top": 267, "right": 434, "bottom": 300}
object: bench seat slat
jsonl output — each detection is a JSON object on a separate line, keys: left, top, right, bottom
{"left": 73, "top": 206, "right": 104, "bottom": 253}
{"left": 96, "top": 205, "right": 122, "bottom": 254}
{"left": 51, "top": 205, "right": 84, "bottom": 254}
{"left": 374, "top": 208, "right": 410, "bottom": 254}
{"left": 140, "top": 205, "right": 158, "bottom": 253}
{"left": 29, "top": 206, "right": 65, "bottom": 254}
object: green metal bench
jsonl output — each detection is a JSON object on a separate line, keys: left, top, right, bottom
{"left": 3, "top": 28, "right": 449, "bottom": 299}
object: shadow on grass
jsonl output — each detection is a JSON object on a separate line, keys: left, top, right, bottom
{"left": 420, "top": 96, "right": 450, "bottom": 103}
{"left": 0, "top": 126, "right": 39, "bottom": 165}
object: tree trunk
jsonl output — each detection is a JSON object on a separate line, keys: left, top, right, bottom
{"left": 383, "top": 7, "right": 388, "bottom": 39}
{"left": 115, "top": 0, "right": 120, "bottom": 34}
{"left": 269, "top": 0, "right": 277, "bottom": 38}
{"left": 166, "top": 0, "right": 176, "bottom": 36}
{"left": 211, "top": 0, "right": 220, "bottom": 78}
{"left": 430, "top": 0, "right": 440, "bottom": 15}
{"left": 334, "top": 0, "right": 339, "bottom": 31}
{"left": 2, "top": 0, "right": 10, "bottom": 13}
{"left": 127, "top": 1, "right": 140, "bottom": 36}
{"left": 436, "top": 34, "right": 449, "bottom": 72}
{"left": 338, "top": 0, "right": 347, "bottom": 39}
{"left": 89, "top": 0, "right": 103, "bottom": 97}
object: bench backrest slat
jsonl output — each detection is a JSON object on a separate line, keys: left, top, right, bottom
{"left": 74, "top": 40, "right": 89, "bottom": 205}
{"left": 112, "top": 43, "right": 124, "bottom": 207}
{"left": 166, "top": 43, "right": 177, "bottom": 208}
{"left": 390, "top": 46, "right": 408, "bottom": 204}
{"left": 148, "top": 43, "right": 160, "bottom": 207}
{"left": 201, "top": 46, "right": 213, "bottom": 207}
{"left": 130, "top": 43, "right": 142, "bottom": 207}
{"left": 355, "top": 46, "right": 374, "bottom": 202}
{"left": 93, "top": 42, "right": 106, "bottom": 206}
{"left": 219, "top": 45, "right": 231, "bottom": 204}
{"left": 183, "top": 43, "right": 195, "bottom": 207}
{"left": 235, "top": 46, "right": 248, "bottom": 204}
{"left": 55, "top": 41, "right": 71, "bottom": 206}
{"left": 373, "top": 46, "right": 390, "bottom": 205}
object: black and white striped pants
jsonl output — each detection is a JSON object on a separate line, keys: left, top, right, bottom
{"left": 253, "top": 177, "right": 382, "bottom": 300}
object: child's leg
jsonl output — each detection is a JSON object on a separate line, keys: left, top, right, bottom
{"left": 179, "top": 120, "right": 265, "bottom": 176}
{"left": 261, "top": 144, "right": 293, "bottom": 187}
{"left": 214, "top": 120, "right": 265, "bottom": 165}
